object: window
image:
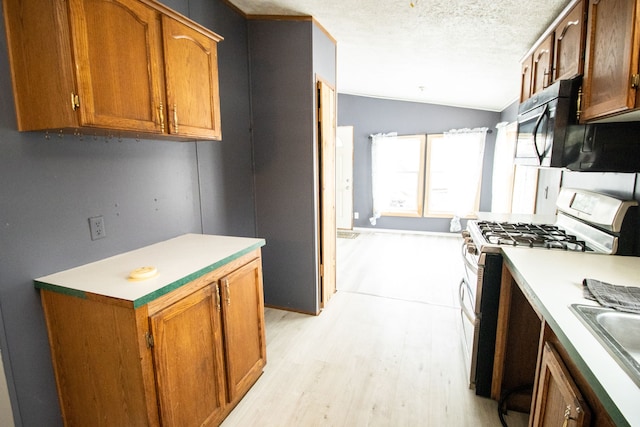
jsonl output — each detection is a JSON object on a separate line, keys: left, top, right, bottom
{"left": 370, "top": 129, "right": 486, "bottom": 222}
{"left": 371, "top": 134, "right": 425, "bottom": 218}
{"left": 423, "top": 131, "right": 486, "bottom": 217}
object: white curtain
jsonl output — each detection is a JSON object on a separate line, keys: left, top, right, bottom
{"left": 442, "top": 127, "right": 488, "bottom": 230}
{"left": 369, "top": 132, "right": 398, "bottom": 225}
{"left": 491, "top": 121, "right": 517, "bottom": 213}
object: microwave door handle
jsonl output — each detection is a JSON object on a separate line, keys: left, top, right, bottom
{"left": 532, "top": 103, "right": 549, "bottom": 165}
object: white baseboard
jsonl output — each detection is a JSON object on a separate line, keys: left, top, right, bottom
{"left": 353, "top": 227, "right": 462, "bottom": 238}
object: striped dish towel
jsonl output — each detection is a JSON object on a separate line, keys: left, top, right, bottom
{"left": 583, "top": 278, "right": 640, "bottom": 314}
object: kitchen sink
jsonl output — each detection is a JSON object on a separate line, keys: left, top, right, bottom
{"left": 570, "top": 304, "right": 640, "bottom": 387}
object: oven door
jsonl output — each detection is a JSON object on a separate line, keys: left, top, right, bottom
{"left": 459, "top": 241, "right": 480, "bottom": 389}
{"left": 460, "top": 242, "right": 504, "bottom": 396}
{"left": 459, "top": 276, "right": 480, "bottom": 389}
{"left": 474, "top": 252, "right": 504, "bottom": 397}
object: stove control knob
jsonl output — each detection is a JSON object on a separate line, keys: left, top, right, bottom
{"left": 461, "top": 230, "right": 470, "bottom": 238}
{"left": 467, "top": 244, "right": 477, "bottom": 255}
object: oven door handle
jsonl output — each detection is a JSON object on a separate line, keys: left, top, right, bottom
{"left": 461, "top": 241, "right": 478, "bottom": 276}
{"left": 532, "top": 103, "right": 549, "bottom": 165}
{"left": 459, "top": 278, "right": 478, "bottom": 324}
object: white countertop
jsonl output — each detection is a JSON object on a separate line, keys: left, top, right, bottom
{"left": 502, "top": 247, "right": 640, "bottom": 426}
{"left": 35, "top": 234, "right": 265, "bottom": 307}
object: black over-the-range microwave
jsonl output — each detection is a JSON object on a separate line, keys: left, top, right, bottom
{"left": 516, "top": 76, "right": 640, "bottom": 172}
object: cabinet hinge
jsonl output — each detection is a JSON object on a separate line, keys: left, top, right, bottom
{"left": 631, "top": 74, "right": 640, "bottom": 89}
{"left": 145, "top": 331, "right": 154, "bottom": 348}
{"left": 71, "top": 93, "right": 80, "bottom": 111}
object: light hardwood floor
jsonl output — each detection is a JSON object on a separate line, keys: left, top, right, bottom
{"left": 221, "top": 230, "right": 528, "bottom": 426}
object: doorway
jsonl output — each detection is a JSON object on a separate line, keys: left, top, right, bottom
{"left": 336, "top": 126, "right": 354, "bottom": 230}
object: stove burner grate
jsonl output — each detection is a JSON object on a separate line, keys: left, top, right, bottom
{"left": 478, "top": 221, "right": 588, "bottom": 252}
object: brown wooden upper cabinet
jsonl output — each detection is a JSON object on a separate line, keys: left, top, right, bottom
{"left": 162, "top": 16, "right": 222, "bottom": 139}
{"left": 520, "top": 0, "right": 587, "bottom": 102}
{"left": 581, "top": 0, "right": 640, "bottom": 122}
{"left": 532, "top": 36, "right": 554, "bottom": 96}
{"left": 3, "top": 0, "right": 222, "bottom": 141}
{"left": 554, "top": 0, "right": 588, "bottom": 81}
{"left": 521, "top": 55, "right": 534, "bottom": 102}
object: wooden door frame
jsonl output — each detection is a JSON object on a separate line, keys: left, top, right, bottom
{"left": 316, "top": 76, "right": 337, "bottom": 309}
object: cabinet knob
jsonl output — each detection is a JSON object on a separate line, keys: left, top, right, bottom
{"left": 562, "top": 405, "right": 576, "bottom": 427}
{"left": 215, "top": 283, "right": 221, "bottom": 311}
{"left": 71, "top": 93, "right": 80, "bottom": 111}
{"left": 173, "top": 104, "right": 179, "bottom": 134}
{"left": 158, "top": 102, "right": 165, "bottom": 133}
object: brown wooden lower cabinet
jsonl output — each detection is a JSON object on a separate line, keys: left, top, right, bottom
{"left": 493, "top": 264, "right": 615, "bottom": 427}
{"left": 531, "top": 342, "right": 590, "bottom": 427}
{"left": 41, "top": 250, "right": 266, "bottom": 426}
{"left": 150, "top": 285, "right": 227, "bottom": 426}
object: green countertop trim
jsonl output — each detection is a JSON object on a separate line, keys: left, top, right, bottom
{"left": 131, "top": 240, "right": 264, "bottom": 308}
{"left": 33, "top": 281, "right": 87, "bottom": 299}
{"left": 131, "top": 239, "right": 265, "bottom": 308}
{"left": 34, "top": 239, "right": 265, "bottom": 309}
{"left": 502, "top": 254, "right": 630, "bottom": 427}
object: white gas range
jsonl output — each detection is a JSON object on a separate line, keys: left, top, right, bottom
{"left": 459, "top": 188, "right": 638, "bottom": 396}
{"left": 466, "top": 188, "right": 638, "bottom": 256}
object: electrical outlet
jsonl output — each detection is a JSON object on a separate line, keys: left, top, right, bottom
{"left": 354, "top": 212, "right": 359, "bottom": 219}
{"left": 89, "top": 216, "right": 106, "bottom": 240}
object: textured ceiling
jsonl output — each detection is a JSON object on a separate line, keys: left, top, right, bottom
{"left": 227, "top": 0, "right": 573, "bottom": 111}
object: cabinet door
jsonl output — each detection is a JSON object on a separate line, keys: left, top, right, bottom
{"left": 582, "top": 0, "right": 639, "bottom": 121}
{"left": 521, "top": 55, "right": 534, "bottom": 102}
{"left": 531, "top": 342, "right": 590, "bottom": 427}
{"left": 67, "top": 0, "right": 165, "bottom": 133}
{"left": 532, "top": 36, "right": 554, "bottom": 95}
{"left": 162, "top": 16, "right": 222, "bottom": 140}
{"left": 150, "top": 285, "right": 227, "bottom": 427}
{"left": 220, "top": 258, "right": 267, "bottom": 402}
{"left": 554, "top": 0, "right": 587, "bottom": 81}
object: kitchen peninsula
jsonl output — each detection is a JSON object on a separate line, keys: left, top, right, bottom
{"left": 34, "top": 234, "right": 266, "bottom": 426}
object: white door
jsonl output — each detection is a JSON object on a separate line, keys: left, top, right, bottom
{"left": 336, "top": 126, "right": 354, "bottom": 230}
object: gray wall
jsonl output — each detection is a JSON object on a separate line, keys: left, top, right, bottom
{"left": 249, "top": 19, "right": 336, "bottom": 314}
{"left": 500, "top": 99, "right": 519, "bottom": 123}
{"left": 0, "top": 1, "right": 256, "bottom": 425}
{"left": 338, "top": 94, "right": 502, "bottom": 232}
{"left": 190, "top": 1, "right": 256, "bottom": 237}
